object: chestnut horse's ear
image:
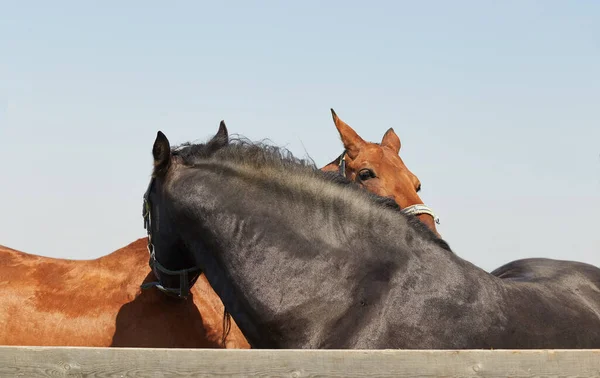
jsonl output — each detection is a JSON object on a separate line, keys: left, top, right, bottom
{"left": 330, "top": 108, "right": 365, "bottom": 159}
{"left": 153, "top": 131, "right": 171, "bottom": 176}
{"left": 381, "top": 127, "right": 401, "bottom": 154}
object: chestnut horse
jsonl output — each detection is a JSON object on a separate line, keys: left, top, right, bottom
{"left": 0, "top": 239, "right": 250, "bottom": 348}
{"left": 321, "top": 109, "right": 440, "bottom": 236}
{"left": 0, "top": 117, "right": 439, "bottom": 348}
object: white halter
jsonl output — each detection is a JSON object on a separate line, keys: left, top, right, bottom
{"left": 401, "top": 204, "right": 440, "bottom": 225}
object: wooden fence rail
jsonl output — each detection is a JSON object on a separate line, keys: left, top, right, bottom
{"left": 0, "top": 346, "right": 599, "bottom": 378}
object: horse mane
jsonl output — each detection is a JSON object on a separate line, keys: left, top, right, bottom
{"left": 318, "top": 170, "right": 451, "bottom": 252}
{"left": 173, "top": 136, "right": 318, "bottom": 173}
{"left": 171, "top": 136, "right": 451, "bottom": 252}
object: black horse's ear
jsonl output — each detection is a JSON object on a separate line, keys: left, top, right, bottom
{"left": 153, "top": 131, "right": 171, "bottom": 176}
{"left": 208, "top": 120, "right": 229, "bottom": 149}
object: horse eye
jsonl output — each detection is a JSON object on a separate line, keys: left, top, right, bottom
{"left": 416, "top": 184, "right": 421, "bottom": 193}
{"left": 358, "top": 169, "right": 376, "bottom": 181}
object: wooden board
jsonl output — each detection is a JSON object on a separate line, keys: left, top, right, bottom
{"left": 0, "top": 346, "right": 599, "bottom": 377}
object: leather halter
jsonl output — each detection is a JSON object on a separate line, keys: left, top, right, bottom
{"left": 337, "top": 151, "right": 440, "bottom": 225}
{"left": 140, "top": 178, "right": 203, "bottom": 299}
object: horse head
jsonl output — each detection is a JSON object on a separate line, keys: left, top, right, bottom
{"left": 141, "top": 121, "right": 230, "bottom": 299}
{"left": 321, "top": 109, "right": 440, "bottom": 236}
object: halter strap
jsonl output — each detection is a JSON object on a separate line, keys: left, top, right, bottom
{"left": 141, "top": 178, "right": 203, "bottom": 299}
{"left": 338, "top": 150, "right": 347, "bottom": 178}
{"left": 140, "top": 250, "right": 202, "bottom": 298}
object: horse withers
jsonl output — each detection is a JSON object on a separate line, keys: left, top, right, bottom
{"left": 143, "top": 125, "right": 600, "bottom": 349}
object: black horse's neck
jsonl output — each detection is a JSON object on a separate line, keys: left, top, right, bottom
{"left": 182, "top": 234, "right": 269, "bottom": 348}
{"left": 171, "top": 166, "right": 511, "bottom": 349}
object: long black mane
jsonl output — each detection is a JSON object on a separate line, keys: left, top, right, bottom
{"left": 171, "top": 136, "right": 451, "bottom": 252}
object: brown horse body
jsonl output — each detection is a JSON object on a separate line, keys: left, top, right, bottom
{"left": 1, "top": 113, "right": 435, "bottom": 348}
{"left": 0, "top": 238, "right": 249, "bottom": 348}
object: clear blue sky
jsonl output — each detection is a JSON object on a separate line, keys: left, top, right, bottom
{"left": 1, "top": 1, "right": 598, "bottom": 271}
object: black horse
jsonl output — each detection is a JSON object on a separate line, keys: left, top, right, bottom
{"left": 143, "top": 122, "right": 600, "bottom": 349}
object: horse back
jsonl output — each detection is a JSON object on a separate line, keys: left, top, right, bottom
{"left": 0, "top": 240, "right": 250, "bottom": 348}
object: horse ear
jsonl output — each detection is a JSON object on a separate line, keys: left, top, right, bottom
{"left": 381, "top": 127, "right": 401, "bottom": 154}
{"left": 153, "top": 131, "right": 171, "bottom": 176}
{"left": 330, "top": 108, "right": 365, "bottom": 159}
{"left": 321, "top": 159, "right": 340, "bottom": 173}
{"left": 207, "top": 120, "right": 229, "bottom": 149}
{"left": 215, "top": 120, "right": 229, "bottom": 144}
